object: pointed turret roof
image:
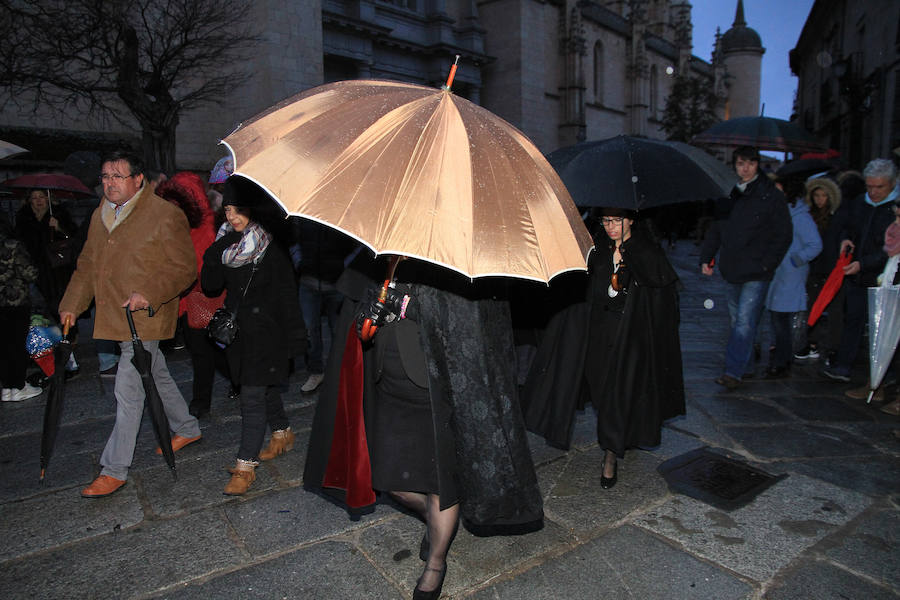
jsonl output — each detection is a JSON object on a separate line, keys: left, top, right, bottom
{"left": 721, "top": 0, "right": 763, "bottom": 53}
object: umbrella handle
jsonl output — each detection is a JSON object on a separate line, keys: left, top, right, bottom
{"left": 124, "top": 307, "right": 139, "bottom": 341}
{"left": 359, "top": 256, "right": 404, "bottom": 342}
{"left": 62, "top": 315, "right": 72, "bottom": 338}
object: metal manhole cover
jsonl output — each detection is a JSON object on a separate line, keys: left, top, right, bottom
{"left": 657, "top": 447, "right": 787, "bottom": 510}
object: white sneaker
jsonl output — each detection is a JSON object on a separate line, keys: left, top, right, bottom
{"left": 0, "top": 389, "right": 11, "bottom": 402}
{"left": 6, "top": 384, "right": 43, "bottom": 402}
{"left": 301, "top": 373, "right": 325, "bottom": 393}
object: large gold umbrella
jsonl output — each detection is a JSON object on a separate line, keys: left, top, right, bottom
{"left": 221, "top": 76, "right": 593, "bottom": 284}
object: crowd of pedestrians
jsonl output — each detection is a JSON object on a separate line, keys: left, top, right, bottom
{"left": 0, "top": 142, "right": 897, "bottom": 598}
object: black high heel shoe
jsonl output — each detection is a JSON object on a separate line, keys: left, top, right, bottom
{"left": 600, "top": 458, "right": 618, "bottom": 489}
{"left": 412, "top": 565, "right": 447, "bottom": 600}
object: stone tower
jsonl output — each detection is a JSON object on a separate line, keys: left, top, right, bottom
{"left": 719, "top": 0, "right": 764, "bottom": 119}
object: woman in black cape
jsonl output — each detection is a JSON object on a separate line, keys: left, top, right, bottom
{"left": 521, "top": 207, "right": 685, "bottom": 488}
{"left": 304, "top": 252, "right": 543, "bottom": 599}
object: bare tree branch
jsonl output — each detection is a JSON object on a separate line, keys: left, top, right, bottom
{"left": 0, "top": 0, "right": 260, "bottom": 171}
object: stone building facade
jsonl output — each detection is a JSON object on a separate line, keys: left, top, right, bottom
{"left": 0, "top": 0, "right": 760, "bottom": 174}
{"left": 790, "top": 0, "right": 900, "bottom": 168}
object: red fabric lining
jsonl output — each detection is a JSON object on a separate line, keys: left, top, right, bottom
{"left": 322, "top": 328, "right": 375, "bottom": 507}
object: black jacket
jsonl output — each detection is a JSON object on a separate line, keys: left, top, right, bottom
{"left": 521, "top": 227, "right": 685, "bottom": 451}
{"left": 837, "top": 194, "right": 895, "bottom": 287}
{"left": 201, "top": 232, "right": 306, "bottom": 385}
{"left": 699, "top": 175, "right": 793, "bottom": 283}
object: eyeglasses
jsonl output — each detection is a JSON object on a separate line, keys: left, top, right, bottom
{"left": 100, "top": 173, "right": 134, "bottom": 183}
{"left": 600, "top": 217, "right": 624, "bottom": 225}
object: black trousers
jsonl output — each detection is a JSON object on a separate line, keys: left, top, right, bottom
{"left": 0, "top": 306, "right": 31, "bottom": 389}
{"left": 237, "top": 384, "right": 289, "bottom": 461}
{"left": 181, "top": 314, "right": 231, "bottom": 409}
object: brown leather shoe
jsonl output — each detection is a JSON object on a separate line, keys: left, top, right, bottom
{"left": 845, "top": 383, "right": 883, "bottom": 402}
{"left": 81, "top": 475, "right": 126, "bottom": 498}
{"left": 258, "top": 428, "right": 295, "bottom": 461}
{"left": 223, "top": 460, "right": 256, "bottom": 495}
{"left": 155, "top": 434, "right": 202, "bottom": 455}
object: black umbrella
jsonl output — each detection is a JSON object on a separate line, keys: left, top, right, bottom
{"left": 125, "top": 307, "right": 177, "bottom": 479}
{"left": 692, "top": 116, "right": 825, "bottom": 154}
{"left": 775, "top": 158, "right": 834, "bottom": 179}
{"left": 546, "top": 136, "right": 736, "bottom": 211}
{"left": 39, "top": 319, "right": 73, "bottom": 481}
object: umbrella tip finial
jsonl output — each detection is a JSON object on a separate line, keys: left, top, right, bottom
{"left": 442, "top": 55, "right": 460, "bottom": 91}
{"left": 40, "top": 469, "right": 46, "bottom": 482}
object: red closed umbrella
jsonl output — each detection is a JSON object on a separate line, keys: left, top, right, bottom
{"left": 808, "top": 248, "right": 853, "bottom": 327}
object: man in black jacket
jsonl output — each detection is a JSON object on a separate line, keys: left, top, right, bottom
{"left": 700, "top": 146, "right": 793, "bottom": 389}
{"left": 823, "top": 158, "right": 898, "bottom": 382}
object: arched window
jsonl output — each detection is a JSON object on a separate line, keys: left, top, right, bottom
{"left": 650, "top": 64, "right": 659, "bottom": 118}
{"left": 593, "top": 41, "right": 604, "bottom": 104}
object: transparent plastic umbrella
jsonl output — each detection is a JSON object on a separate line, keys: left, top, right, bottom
{"left": 866, "top": 285, "right": 900, "bottom": 403}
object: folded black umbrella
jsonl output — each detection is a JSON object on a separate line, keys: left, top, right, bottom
{"left": 125, "top": 308, "right": 176, "bottom": 479}
{"left": 39, "top": 320, "right": 73, "bottom": 481}
{"left": 546, "top": 136, "right": 736, "bottom": 211}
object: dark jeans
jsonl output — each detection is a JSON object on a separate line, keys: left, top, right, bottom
{"left": 0, "top": 306, "right": 31, "bottom": 389}
{"left": 237, "top": 384, "right": 289, "bottom": 462}
{"left": 181, "top": 314, "right": 230, "bottom": 410}
{"left": 833, "top": 283, "right": 867, "bottom": 375}
{"left": 724, "top": 280, "right": 769, "bottom": 379}
{"left": 769, "top": 311, "right": 793, "bottom": 369}
{"left": 299, "top": 278, "right": 343, "bottom": 374}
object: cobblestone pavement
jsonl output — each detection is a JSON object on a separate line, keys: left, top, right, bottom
{"left": 1, "top": 241, "right": 897, "bottom": 599}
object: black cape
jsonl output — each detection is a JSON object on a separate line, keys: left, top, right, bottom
{"left": 521, "top": 227, "right": 685, "bottom": 451}
{"left": 304, "top": 254, "right": 544, "bottom": 536}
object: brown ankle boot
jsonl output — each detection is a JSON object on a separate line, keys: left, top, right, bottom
{"left": 258, "top": 428, "right": 295, "bottom": 461}
{"left": 223, "top": 459, "right": 257, "bottom": 495}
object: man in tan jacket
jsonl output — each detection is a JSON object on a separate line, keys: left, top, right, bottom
{"left": 60, "top": 151, "right": 201, "bottom": 498}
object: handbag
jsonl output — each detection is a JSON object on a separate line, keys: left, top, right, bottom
{"left": 186, "top": 287, "right": 226, "bottom": 329}
{"left": 207, "top": 263, "right": 257, "bottom": 346}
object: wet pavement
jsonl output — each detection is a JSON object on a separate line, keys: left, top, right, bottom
{"left": 1, "top": 240, "right": 897, "bottom": 599}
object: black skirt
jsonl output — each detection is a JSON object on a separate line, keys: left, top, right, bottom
{"left": 369, "top": 326, "right": 457, "bottom": 501}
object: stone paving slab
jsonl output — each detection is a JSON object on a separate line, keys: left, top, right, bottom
{"left": 542, "top": 447, "right": 670, "bottom": 535}
{"left": 664, "top": 406, "right": 735, "bottom": 450}
{"left": 691, "top": 393, "right": 795, "bottom": 425}
{"left": 358, "top": 511, "right": 574, "bottom": 598}
{"left": 0, "top": 479, "right": 144, "bottom": 562}
{"left": 723, "top": 423, "right": 880, "bottom": 459}
{"left": 634, "top": 472, "right": 873, "bottom": 581}
{"left": 771, "top": 456, "right": 900, "bottom": 499}
{"left": 223, "top": 485, "right": 393, "bottom": 557}
{"left": 773, "top": 394, "right": 880, "bottom": 422}
{"left": 0, "top": 509, "right": 246, "bottom": 599}
{"left": 0, "top": 447, "right": 95, "bottom": 503}
{"left": 140, "top": 448, "right": 279, "bottom": 518}
{"left": 824, "top": 508, "right": 900, "bottom": 590}
{"left": 467, "top": 525, "right": 754, "bottom": 600}
{"left": 153, "top": 540, "right": 404, "bottom": 599}
{"left": 764, "top": 557, "right": 899, "bottom": 600}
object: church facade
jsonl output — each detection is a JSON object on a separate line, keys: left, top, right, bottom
{"left": 0, "top": 0, "right": 761, "bottom": 173}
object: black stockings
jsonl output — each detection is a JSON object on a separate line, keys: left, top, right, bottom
{"left": 389, "top": 491, "right": 459, "bottom": 592}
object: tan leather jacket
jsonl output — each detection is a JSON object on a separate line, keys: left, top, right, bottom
{"left": 60, "top": 185, "right": 196, "bottom": 341}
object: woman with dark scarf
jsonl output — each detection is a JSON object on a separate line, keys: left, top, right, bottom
{"left": 521, "top": 207, "right": 684, "bottom": 489}
{"left": 201, "top": 177, "right": 306, "bottom": 495}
